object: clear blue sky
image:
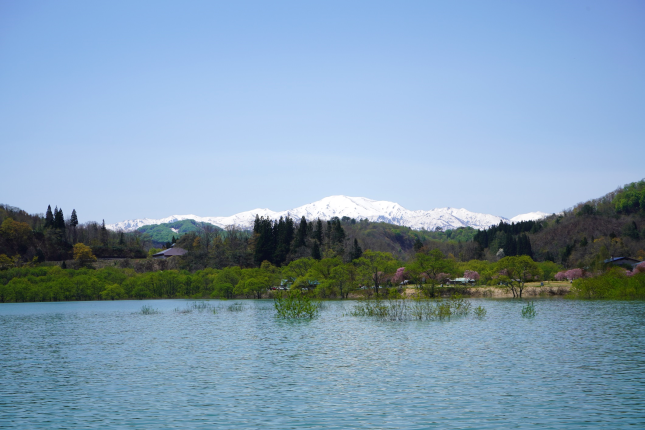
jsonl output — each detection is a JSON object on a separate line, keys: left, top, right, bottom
{"left": 1, "top": 0, "right": 643, "bottom": 223}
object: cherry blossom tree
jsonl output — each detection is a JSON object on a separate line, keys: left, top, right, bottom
{"left": 628, "top": 261, "right": 645, "bottom": 277}
{"left": 635, "top": 261, "right": 645, "bottom": 274}
{"left": 464, "top": 270, "right": 480, "bottom": 282}
{"left": 555, "top": 271, "right": 567, "bottom": 281}
{"left": 392, "top": 267, "right": 406, "bottom": 284}
{"left": 564, "top": 268, "right": 584, "bottom": 281}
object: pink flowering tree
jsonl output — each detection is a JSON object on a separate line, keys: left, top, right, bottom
{"left": 555, "top": 271, "right": 567, "bottom": 281}
{"left": 392, "top": 267, "right": 406, "bottom": 284}
{"left": 627, "top": 261, "right": 645, "bottom": 277}
{"left": 635, "top": 261, "right": 645, "bottom": 274}
{"left": 463, "top": 270, "right": 480, "bottom": 283}
{"left": 564, "top": 268, "right": 584, "bottom": 281}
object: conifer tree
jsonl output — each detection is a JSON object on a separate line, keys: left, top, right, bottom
{"left": 253, "top": 216, "right": 275, "bottom": 266}
{"left": 313, "top": 219, "right": 323, "bottom": 243}
{"left": 294, "top": 216, "right": 307, "bottom": 248}
{"left": 350, "top": 238, "right": 363, "bottom": 261}
{"left": 311, "top": 240, "right": 321, "bottom": 260}
{"left": 70, "top": 209, "right": 78, "bottom": 228}
{"left": 54, "top": 207, "right": 65, "bottom": 230}
{"left": 70, "top": 209, "right": 78, "bottom": 243}
{"left": 100, "top": 219, "right": 108, "bottom": 246}
{"left": 331, "top": 218, "right": 346, "bottom": 244}
{"left": 273, "top": 216, "right": 291, "bottom": 266}
{"left": 45, "top": 205, "right": 54, "bottom": 228}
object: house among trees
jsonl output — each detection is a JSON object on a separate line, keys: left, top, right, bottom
{"left": 152, "top": 247, "right": 188, "bottom": 259}
{"left": 604, "top": 257, "right": 642, "bottom": 268}
{"left": 447, "top": 277, "right": 476, "bottom": 285}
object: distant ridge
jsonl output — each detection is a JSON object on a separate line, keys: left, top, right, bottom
{"left": 106, "top": 196, "right": 547, "bottom": 232}
{"left": 510, "top": 211, "right": 549, "bottom": 223}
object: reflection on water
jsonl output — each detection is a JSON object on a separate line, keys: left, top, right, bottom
{"left": 1, "top": 299, "right": 644, "bottom": 429}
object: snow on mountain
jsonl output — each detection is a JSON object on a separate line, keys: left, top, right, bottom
{"left": 509, "top": 211, "right": 550, "bottom": 223}
{"left": 106, "top": 195, "right": 541, "bottom": 233}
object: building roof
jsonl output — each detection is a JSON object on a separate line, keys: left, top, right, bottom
{"left": 153, "top": 247, "right": 188, "bottom": 257}
{"left": 604, "top": 257, "right": 641, "bottom": 265}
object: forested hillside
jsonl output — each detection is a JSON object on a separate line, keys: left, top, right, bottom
{"left": 0, "top": 204, "right": 146, "bottom": 267}
{"left": 2, "top": 179, "right": 643, "bottom": 274}
{"left": 474, "top": 180, "right": 645, "bottom": 269}
{"left": 138, "top": 219, "right": 223, "bottom": 246}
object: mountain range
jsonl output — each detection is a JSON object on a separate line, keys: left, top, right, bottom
{"left": 106, "top": 196, "right": 548, "bottom": 233}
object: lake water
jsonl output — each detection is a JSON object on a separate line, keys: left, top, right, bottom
{"left": 1, "top": 298, "right": 644, "bottom": 429}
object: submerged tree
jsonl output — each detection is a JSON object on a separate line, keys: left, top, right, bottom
{"left": 496, "top": 255, "right": 540, "bottom": 298}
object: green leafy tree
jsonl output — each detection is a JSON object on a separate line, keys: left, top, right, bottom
{"left": 496, "top": 255, "right": 541, "bottom": 298}
{"left": 282, "top": 257, "right": 316, "bottom": 286}
{"left": 309, "top": 257, "right": 342, "bottom": 281}
{"left": 354, "top": 250, "right": 399, "bottom": 296}
{"left": 328, "top": 263, "right": 358, "bottom": 299}
{"left": 409, "top": 249, "right": 454, "bottom": 295}
{"left": 100, "top": 284, "right": 126, "bottom": 300}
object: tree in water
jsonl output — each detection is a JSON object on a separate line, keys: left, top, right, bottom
{"left": 354, "top": 250, "right": 399, "bottom": 296}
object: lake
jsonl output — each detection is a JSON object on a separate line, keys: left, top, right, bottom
{"left": 1, "top": 298, "right": 644, "bottom": 429}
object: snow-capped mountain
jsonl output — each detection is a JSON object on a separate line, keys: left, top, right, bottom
{"left": 106, "top": 196, "right": 543, "bottom": 232}
{"left": 509, "top": 211, "right": 550, "bottom": 223}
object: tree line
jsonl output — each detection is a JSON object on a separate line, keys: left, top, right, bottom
{"left": 0, "top": 204, "right": 147, "bottom": 267}
{"left": 1, "top": 245, "right": 574, "bottom": 303}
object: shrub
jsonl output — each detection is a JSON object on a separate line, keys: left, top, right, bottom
{"left": 521, "top": 301, "right": 537, "bottom": 318}
{"left": 474, "top": 305, "right": 487, "bottom": 318}
{"left": 274, "top": 290, "right": 321, "bottom": 319}
{"left": 139, "top": 305, "right": 160, "bottom": 315}
{"left": 570, "top": 269, "right": 645, "bottom": 299}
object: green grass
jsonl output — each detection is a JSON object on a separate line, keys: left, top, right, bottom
{"left": 350, "top": 294, "right": 479, "bottom": 321}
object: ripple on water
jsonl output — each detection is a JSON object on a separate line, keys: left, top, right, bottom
{"left": 1, "top": 299, "right": 644, "bottom": 429}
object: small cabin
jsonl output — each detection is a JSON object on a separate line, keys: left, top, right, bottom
{"left": 152, "top": 247, "right": 188, "bottom": 259}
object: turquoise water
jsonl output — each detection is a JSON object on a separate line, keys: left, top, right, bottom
{"left": 1, "top": 299, "right": 644, "bottom": 429}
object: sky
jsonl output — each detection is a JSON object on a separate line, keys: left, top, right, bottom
{"left": 1, "top": 0, "right": 644, "bottom": 223}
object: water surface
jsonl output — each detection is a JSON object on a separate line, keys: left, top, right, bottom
{"left": 1, "top": 299, "right": 644, "bottom": 429}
